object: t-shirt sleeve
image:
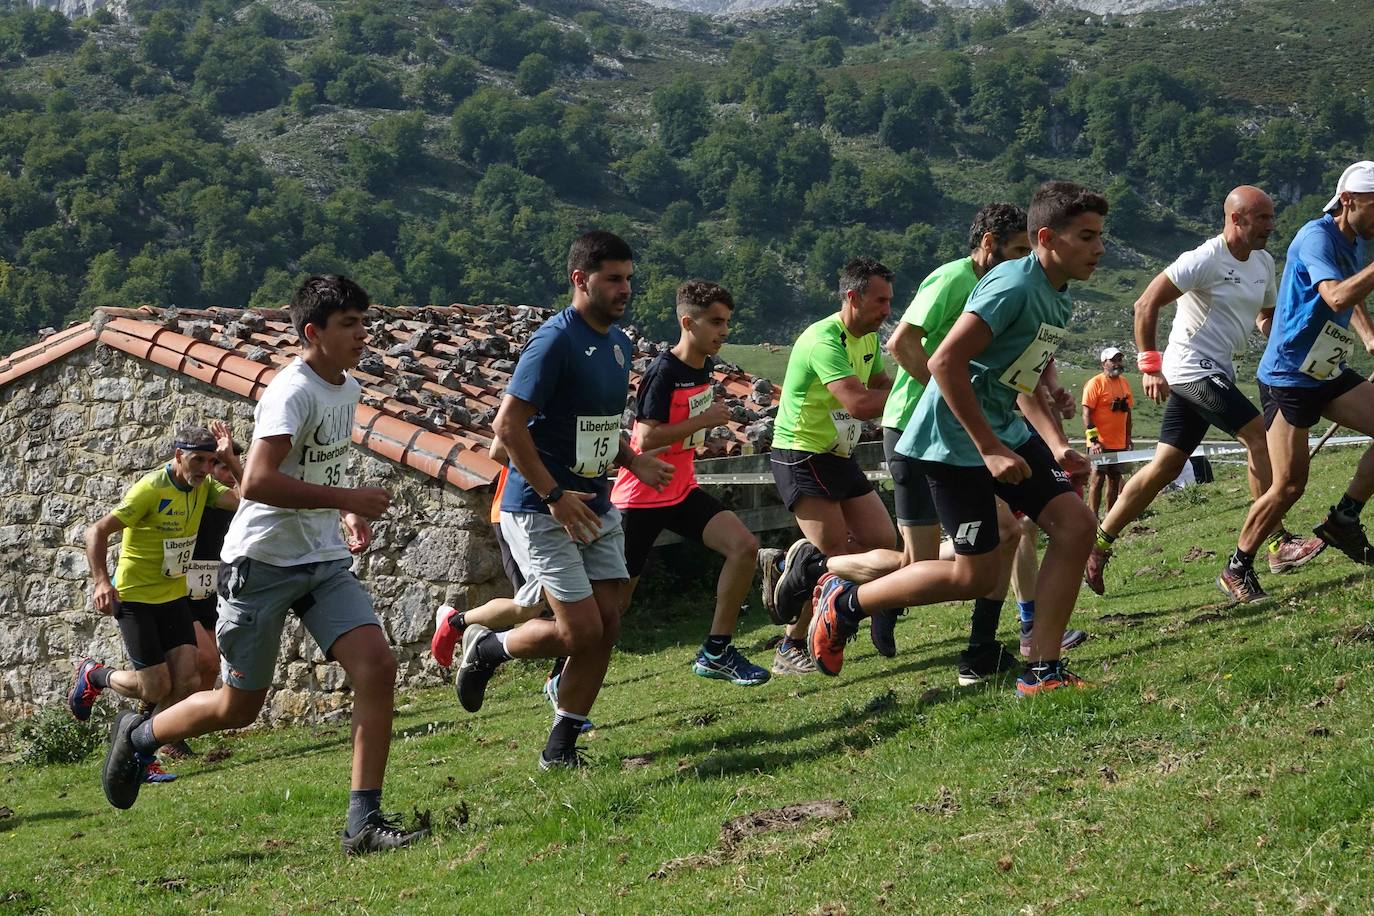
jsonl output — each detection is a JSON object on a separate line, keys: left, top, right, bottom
{"left": 1081, "top": 375, "right": 1101, "bottom": 408}
{"left": 906, "top": 278, "right": 962, "bottom": 339}
{"left": 809, "top": 330, "right": 857, "bottom": 385}
{"left": 1164, "top": 242, "right": 1215, "bottom": 293}
{"left": 965, "top": 273, "right": 1024, "bottom": 339}
{"left": 1298, "top": 230, "right": 1346, "bottom": 286}
{"left": 635, "top": 361, "right": 674, "bottom": 423}
{"left": 870, "top": 345, "right": 884, "bottom": 377}
{"left": 206, "top": 478, "right": 231, "bottom": 502}
{"left": 254, "top": 379, "right": 313, "bottom": 441}
{"left": 506, "top": 326, "right": 567, "bottom": 410}
{"left": 1125, "top": 382, "right": 1135, "bottom": 408}
{"left": 112, "top": 478, "right": 155, "bottom": 528}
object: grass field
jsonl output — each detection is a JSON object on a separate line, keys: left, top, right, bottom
{"left": 4, "top": 450, "right": 1374, "bottom": 912}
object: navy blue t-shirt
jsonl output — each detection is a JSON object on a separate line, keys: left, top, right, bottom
{"left": 501, "top": 306, "right": 633, "bottom": 516}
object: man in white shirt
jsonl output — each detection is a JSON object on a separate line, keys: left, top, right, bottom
{"left": 1085, "top": 186, "right": 1325, "bottom": 599}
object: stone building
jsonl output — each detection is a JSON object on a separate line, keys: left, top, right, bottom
{"left": 0, "top": 304, "right": 774, "bottom": 725}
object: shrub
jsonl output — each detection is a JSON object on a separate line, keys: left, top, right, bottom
{"left": 12, "top": 706, "right": 105, "bottom": 766}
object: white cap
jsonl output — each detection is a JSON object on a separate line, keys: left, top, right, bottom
{"left": 1323, "top": 160, "right": 1374, "bottom": 213}
{"left": 1100, "top": 346, "right": 1123, "bottom": 362}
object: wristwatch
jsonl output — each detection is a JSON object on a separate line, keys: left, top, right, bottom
{"left": 541, "top": 486, "right": 565, "bottom": 505}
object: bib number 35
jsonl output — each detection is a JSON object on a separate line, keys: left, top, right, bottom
{"left": 1000, "top": 323, "right": 1067, "bottom": 394}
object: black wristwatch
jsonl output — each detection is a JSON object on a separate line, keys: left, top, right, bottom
{"left": 541, "top": 485, "right": 565, "bottom": 505}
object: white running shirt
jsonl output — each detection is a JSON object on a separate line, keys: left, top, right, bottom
{"left": 1161, "top": 235, "right": 1276, "bottom": 385}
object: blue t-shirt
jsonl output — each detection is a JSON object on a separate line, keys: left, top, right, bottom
{"left": 898, "top": 254, "right": 1073, "bottom": 466}
{"left": 501, "top": 306, "right": 633, "bottom": 516}
{"left": 1259, "top": 214, "right": 1367, "bottom": 388}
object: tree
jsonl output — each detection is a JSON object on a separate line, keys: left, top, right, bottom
{"left": 515, "top": 53, "right": 555, "bottom": 95}
{"left": 652, "top": 78, "right": 710, "bottom": 156}
{"left": 192, "top": 30, "right": 288, "bottom": 113}
{"left": 617, "top": 145, "right": 683, "bottom": 208}
{"left": 807, "top": 36, "right": 844, "bottom": 68}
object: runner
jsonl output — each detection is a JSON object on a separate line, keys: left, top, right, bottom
{"left": 763, "top": 257, "right": 895, "bottom": 674}
{"left": 807, "top": 180, "right": 1104, "bottom": 695}
{"left": 1084, "top": 186, "right": 1326, "bottom": 600}
{"left": 612, "top": 280, "right": 769, "bottom": 686}
{"left": 71, "top": 424, "right": 240, "bottom": 784}
{"left": 455, "top": 231, "right": 673, "bottom": 770}
{"left": 1244, "top": 162, "right": 1374, "bottom": 574}
{"left": 1081, "top": 346, "right": 1133, "bottom": 517}
{"left": 185, "top": 423, "right": 243, "bottom": 695}
{"left": 98, "top": 275, "right": 427, "bottom": 856}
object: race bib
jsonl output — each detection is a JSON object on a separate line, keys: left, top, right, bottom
{"left": 161, "top": 535, "right": 197, "bottom": 579}
{"left": 1000, "top": 323, "right": 1067, "bottom": 394}
{"left": 572, "top": 415, "right": 620, "bottom": 478}
{"left": 301, "top": 445, "right": 347, "bottom": 488}
{"left": 830, "top": 408, "right": 863, "bottom": 457}
{"left": 186, "top": 560, "right": 219, "bottom": 600}
{"left": 1300, "top": 320, "right": 1354, "bottom": 381}
{"left": 685, "top": 389, "right": 714, "bottom": 448}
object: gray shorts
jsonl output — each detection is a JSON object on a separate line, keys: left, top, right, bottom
{"left": 499, "top": 508, "right": 628, "bottom": 605}
{"left": 216, "top": 556, "right": 381, "bottom": 690}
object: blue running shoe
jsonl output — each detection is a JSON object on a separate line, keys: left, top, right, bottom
{"left": 543, "top": 674, "right": 594, "bottom": 733}
{"left": 138, "top": 753, "right": 178, "bottom": 784}
{"left": 692, "top": 644, "right": 771, "bottom": 686}
{"left": 68, "top": 658, "right": 106, "bottom": 722}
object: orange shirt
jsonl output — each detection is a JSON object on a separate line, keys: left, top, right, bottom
{"left": 1081, "top": 373, "right": 1134, "bottom": 450}
{"left": 489, "top": 465, "right": 508, "bottom": 525}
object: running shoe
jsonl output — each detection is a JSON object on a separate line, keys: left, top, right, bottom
{"left": 454, "top": 625, "right": 502, "bottom": 713}
{"left": 538, "top": 745, "right": 591, "bottom": 771}
{"left": 807, "top": 574, "right": 860, "bottom": 677}
{"left": 101, "top": 710, "right": 146, "bottom": 810}
{"left": 139, "top": 754, "right": 178, "bottom": 784}
{"left": 1267, "top": 531, "right": 1327, "bottom": 574}
{"left": 68, "top": 658, "right": 105, "bottom": 722}
{"left": 341, "top": 811, "right": 429, "bottom": 857}
{"left": 692, "top": 644, "right": 771, "bottom": 686}
{"left": 758, "top": 547, "right": 785, "bottom": 623}
{"left": 1217, "top": 564, "right": 1266, "bottom": 603}
{"left": 431, "top": 603, "right": 464, "bottom": 669}
{"left": 770, "top": 643, "right": 816, "bottom": 675}
{"left": 869, "top": 609, "right": 900, "bottom": 658}
{"left": 773, "top": 538, "right": 824, "bottom": 626}
{"left": 542, "top": 674, "right": 595, "bottom": 732}
{"left": 1016, "top": 665, "right": 1090, "bottom": 697}
{"left": 1314, "top": 509, "right": 1374, "bottom": 565}
{"left": 1021, "top": 627, "right": 1089, "bottom": 657}
{"left": 1083, "top": 545, "right": 1111, "bottom": 596}
{"left": 159, "top": 740, "right": 196, "bottom": 760}
{"left": 956, "top": 643, "right": 1019, "bottom": 687}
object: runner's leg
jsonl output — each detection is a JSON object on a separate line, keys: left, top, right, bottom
{"left": 329, "top": 623, "right": 397, "bottom": 791}
{"left": 700, "top": 511, "right": 759, "bottom": 637}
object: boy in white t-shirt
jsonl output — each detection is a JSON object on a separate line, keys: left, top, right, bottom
{"left": 1085, "top": 187, "right": 1325, "bottom": 600}
{"left": 100, "top": 275, "right": 426, "bottom": 856}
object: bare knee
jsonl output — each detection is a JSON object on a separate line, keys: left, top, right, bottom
{"left": 1277, "top": 478, "right": 1305, "bottom": 505}
{"left": 350, "top": 645, "right": 398, "bottom": 692}
{"left": 730, "top": 531, "right": 760, "bottom": 560}
{"left": 137, "top": 668, "right": 171, "bottom": 704}
{"left": 561, "top": 615, "right": 604, "bottom": 654}
{"left": 220, "top": 692, "right": 264, "bottom": 730}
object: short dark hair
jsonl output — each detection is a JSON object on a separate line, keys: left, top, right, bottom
{"left": 568, "top": 230, "right": 634, "bottom": 277}
{"left": 676, "top": 279, "right": 734, "bottom": 318}
{"left": 968, "top": 202, "right": 1029, "bottom": 251}
{"left": 289, "top": 275, "right": 370, "bottom": 340}
{"left": 838, "top": 256, "right": 894, "bottom": 299}
{"left": 1027, "top": 181, "right": 1109, "bottom": 240}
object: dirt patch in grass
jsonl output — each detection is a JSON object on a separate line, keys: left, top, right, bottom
{"left": 651, "top": 800, "right": 852, "bottom": 879}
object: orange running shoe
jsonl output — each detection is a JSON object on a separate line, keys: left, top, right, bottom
{"left": 807, "top": 574, "right": 859, "bottom": 676}
{"left": 1015, "top": 664, "right": 1090, "bottom": 697}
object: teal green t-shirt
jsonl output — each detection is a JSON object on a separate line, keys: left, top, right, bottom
{"left": 881, "top": 257, "right": 978, "bottom": 431}
{"left": 897, "top": 254, "right": 1072, "bottom": 466}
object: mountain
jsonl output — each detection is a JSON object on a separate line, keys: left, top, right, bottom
{"left": 641, "top": 0, "right": 1211, "bottom": 16}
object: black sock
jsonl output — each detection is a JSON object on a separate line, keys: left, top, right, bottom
{"left": 131, "top": 716, "right": 161, "bottom": 755}
{"left": 968, "top": 597, "right": 1003, "bottom": 649}
{"left": 346, "top": 789, "right": 382, "bottom": 837}
{"left": 836, "top": 583, "right": 864, "bottom": 629}
{"left": 548, "top": 657, "right": 566, "bottom": 680}
{"left": 1027, "top": 658, "right": 1061, "bottom": 678}
{"left": 544, "top": 711, "right": 587, "bottom": 758}
{"left": 454, "top": 611, "right": 467, "bottom": 629}
{"left": 702, "top": 634, "right": 730, "bottom": 656}
{"left": 803, "top": 552, "right": 829, "bottom": 589}
{"left": 1336, "top": 493, "right": 1366, "bottom": 522}
{"left": 89, "top": 665, "right": 113, "bottom": 689}
{"left": 476, "top": 631, "right": 511, "bottom": 666}
{"left": 1228, "top": 548, "right": 1254, "bottom": 573}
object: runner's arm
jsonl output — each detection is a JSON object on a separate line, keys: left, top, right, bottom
{"left": 885, "top": 322, "right": 931, "bottom": 385}
{"left": 1256, "top": 308, "right": 1274, "bottom": 338}
{"left": 928, "top": 313, "right": 1003, "bottom": 456}
{"left": 239, "top": 434, "right": 388, "bottom": 517}
{"left": 492, "top": 395, "right": 560, "bottom": 499}
{"left": 1020, "top": 391, "right": 1073, "bottom": 456}
{"left": 214, "top": 489, "right": 241, "bottom": 511}
{"left": 1133, "top": 272, "right": 1184, "bottom": 352}
{"left": 1316, "top": 261, "right": 1374, "bottom": 313}
{"left": 867, "top": 369, "right": 892, "bottom": 392}
{"left": 489, "top": 434, "right": 508, "bottom": 466}
{"left": 84, "top": 513, "right": 126, "bottom": 612}
{"left": 1351, "top": 303, "right": 1374, "bottom": 356}
{"left": 825, "top": 375, "right": 887, "bottom": 419}
{"left": 633, "top": 403, "right": 729, "bottom": 452}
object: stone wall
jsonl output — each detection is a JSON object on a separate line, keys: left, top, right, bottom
{"left": 0, "top": 342, "right": 505, "bottom": 726}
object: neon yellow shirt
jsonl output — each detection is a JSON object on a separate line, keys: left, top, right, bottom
{"left": 112, "top": 465, "right": 230, "bottom": 604}
{"left": 773, "top": 314, "right": 884, "bottom": 455}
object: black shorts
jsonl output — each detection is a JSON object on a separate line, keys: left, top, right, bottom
{"left": 620, "top": 487, "right": 727, "bottom": 578}
{"left": 1260, "top": 369, "right": 1365, "bottom": 429}
{"left": 919, "top": 435, "right": 1075, "bottom": 556}
{"left": 1159, "top": 373, "right": 1260, "bottom": 453}
{"left": 883, "top": 426, "right": 937, "bottom": 527}
{"left": 186, "top": 595, "right": 218, "bottom": 631}
{"left": 113, "top": 596, "right": 197, "bottom": 670}
{"left": 1090, "top": 448, "right": 1124, "bottom": 476}
{"left": 770, "top": 447, "right": 874, "bottom": 512}
{"left": 492, "top": 521, "right": 526, "bottom": 593}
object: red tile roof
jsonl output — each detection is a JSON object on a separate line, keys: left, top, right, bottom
{"left": 0, "top": 305, "right": 778, "bottom": 490}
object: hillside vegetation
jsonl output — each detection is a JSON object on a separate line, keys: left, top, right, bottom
{"left": 0, "top": 0, "right": 1370, "bottom": 362}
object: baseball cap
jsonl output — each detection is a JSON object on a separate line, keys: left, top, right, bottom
{"left": 1100, "top": 346, "right": 1123, "bottom": 362}
{"left": 1323, "top": 161, "right": 1374, "bottom": 213}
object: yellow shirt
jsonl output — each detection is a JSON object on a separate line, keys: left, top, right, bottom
{"left": 112, "top": 465, "right": 229, "bottom": 604}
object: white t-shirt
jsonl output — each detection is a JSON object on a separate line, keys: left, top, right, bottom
{"left": 221, "top": 358, "right": 360, "bottom": 566}
{"left": 1161, "top": 235, "right": 1277, "bottom": 384}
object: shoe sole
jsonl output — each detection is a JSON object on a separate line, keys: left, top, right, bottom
{"left": 454, "top": 625, "right": 492, "bottom": 713}
{"left": 806, "top": 604, "right": 842, "bottom": 677}
{"left": 431, "top": 605, "right": 458, "bottom": 668}
{"left": 692, "top": 662, "right": 770, "bottom": 686}
{"left": 68, "top": 659, "right": 97, "bottom": 722}
{"left": 1313, "top": 523, "right": 1372, "bottom": 564}
{"left": 101, "top": 711, "right": 142, "bottom": 810}
{"left": 1215, "top": 575, "right": 1265, "bottom": 604}
{"left": 773, "top": 539, "right": 814, "bottom": 626}
{"left": 760, "top": 552, "right": 784, "bottom": 624}
{"left": 956, "top": 671, "right": 983, "bottom": 687}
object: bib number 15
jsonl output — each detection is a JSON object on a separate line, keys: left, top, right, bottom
{"left": 573, "top": 415, "right": 621, "bottom": 478}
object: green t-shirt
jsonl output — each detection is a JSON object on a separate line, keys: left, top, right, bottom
{"left": 898, "top": 254, "right": 1072, "bottom": 466}
{"left": 112, "top": 465, "right": 230, "bottom": 604}
{"left": 881, "top": 257, "right": 978, "bottom": 431}
{"left": 773, "top": 314, "right": 884, "bottom": 455}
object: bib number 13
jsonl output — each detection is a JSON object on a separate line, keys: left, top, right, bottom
{"left": 1300, "top": 320, "right": 1354, "bottom": 381}
{"left": 1000, "top": 323, "right": 1067, "bottom": 394}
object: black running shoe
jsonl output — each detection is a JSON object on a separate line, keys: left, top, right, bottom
{"left": 538, "top": 745, "right": 591, "bottom": 771}
{"left": 1314, "top": 509, "right": 1374, "bottom": 565}
{"left": 773, "top": 539, "right": 824, "bottom": 626}
{"left": 102, "top": 710, "right": 147, "bottom": 810}
{"left": 869, "top": 609, "right": 901, "bottom": 658}
{"left": 455, "top": 625, "right": 502, "bottom": 713}
{"left": 340, "top": 811, "right": 429, "bottom": 856}
{"left": 956, "top": 643, "right": 1019, "bottom": 687}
